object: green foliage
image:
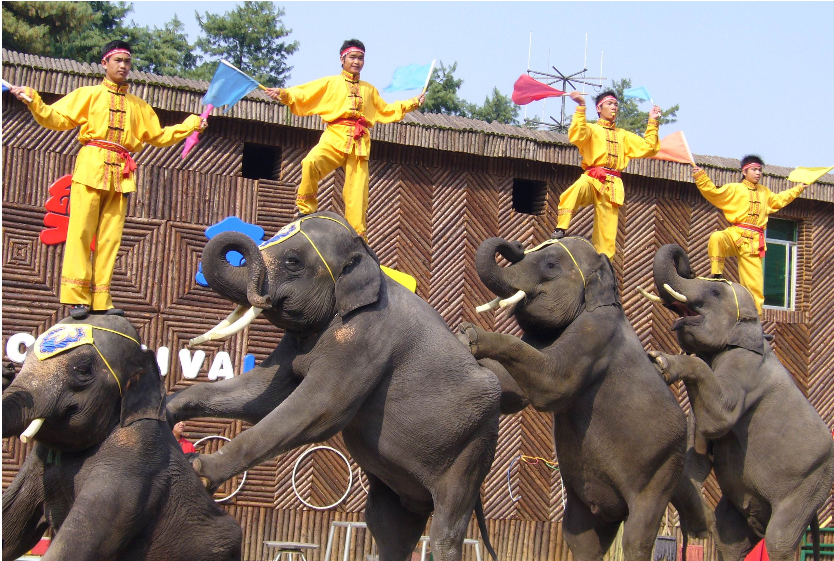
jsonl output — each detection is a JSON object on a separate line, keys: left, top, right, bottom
{"left": 604, "top": 78, "right": 679, "bottom": 135}
{"left": 192, "top": 1, "right": 299, "bottom": 87}
{"left": 469, "top": 87, "right": 519, "bottom": 125}
{"left": 128, "top": 16, "right": 197, "bottom": 76}
{"left": 420, "top": 61, "right": 518, "bottom": 125}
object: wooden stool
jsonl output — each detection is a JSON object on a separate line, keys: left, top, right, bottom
{"left": 263, "top": 541, "right": 319, "bottom": 561}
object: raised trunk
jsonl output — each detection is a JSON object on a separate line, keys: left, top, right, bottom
{"left": 2, "top": 390, "right": 36, "bottom": 439}
{"left": 202, "top": 232, "right": 268, "bottom": 308}
{"left": 653, "top": 244, "right": 698, "bottom": 302}
{"left": 475, "top": 237, "right": 528, "bottom": 298}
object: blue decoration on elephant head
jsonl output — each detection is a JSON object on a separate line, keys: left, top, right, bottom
{"left": 195, "top": 217, "right": 266, "bottom": 287}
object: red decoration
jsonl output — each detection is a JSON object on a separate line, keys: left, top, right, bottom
{"left": 40, "top": 175, "right": 95, "bottom": 250}
{"left": 511, "top": 74, "right": 566, "bottom": 106}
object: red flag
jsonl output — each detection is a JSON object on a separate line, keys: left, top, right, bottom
{"left": 511, "top": 74, "right": 566, "bottom": 105}
{"left": 652, "top": 131, "right": 694, "bottom": 165}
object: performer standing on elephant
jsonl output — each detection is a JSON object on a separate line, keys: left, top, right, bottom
{"left": 551, "top": 91, "right": 662, "bottom": 258}
{"left": 692, "top": 156, "right": 807, "bottom": 314}
{"left": 265, "top": 39, "right": 425, "bottom": 239}
{"left": 8, "top": 40, "right": 207, "bottom": 319}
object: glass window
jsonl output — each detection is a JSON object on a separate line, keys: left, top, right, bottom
{"left": 763, "top": 218, "right": 797, "bottom": 309}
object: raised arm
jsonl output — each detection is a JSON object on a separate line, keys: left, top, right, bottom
{"left": 567, "top": 93, "right": 590, "bottom": 145}
{"left": 21, "top": 87, "right": 88, "bottom": 131}
{"left": 766, "top": 182, "right": 807, "bottom": 213}
{"left": 622, "top": 105, "right": 661, "bottom": 159}
{"left": 138, "top": 100, "right": 202, "bottom": 148}
{"left": 264, "top": 77, "right": 332, "bottom": 116}
{"left": 369, "top": 86, "right": 421, "bottom": 124}
{"left": 692, "top": 167, "right": 739, "bottom": 209}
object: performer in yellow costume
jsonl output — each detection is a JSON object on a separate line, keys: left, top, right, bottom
{"left": 10, "top": 41, "right": 206, "bottom": 318}
{"left": 692, "top": 155, "right": 807, "bottom": 314}
{"left": 265, "top": 39, "right": 425, "bottom": 238}
{"left": 551, "top": 90, "right": 662, "bottom": 258}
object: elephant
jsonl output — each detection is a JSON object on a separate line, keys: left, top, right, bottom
{"left": 2, "top": 315, "right": 242, "bottom": 561}
{"left": 166, "top": 212, "right": 502, "bottom": 561}
{"left": 643, "top": 243, "right": 834, "bottom": 561}
{"left": 456, "top": 235, "right": 688, "bottom": 561}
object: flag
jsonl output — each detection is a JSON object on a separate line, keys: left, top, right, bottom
{"left": 383, "top": 62, "right": 434, "bottom": 93}
{"left": 623, "top": 86, "right": 652, "bottom": 102}
{"left": 651, "top": 131, "right": 694, "bottom": 165}
{"left": 787, "top": 166, "right": 834, "bottom": 186}
{"left": 511, "top": 74, "right": 566, "bottom": 105}
{"left": 202, "top": 60, "right": 261, "bottom": 113}
{"left": 1, "top": 83, "right": 8, "bottom": 93}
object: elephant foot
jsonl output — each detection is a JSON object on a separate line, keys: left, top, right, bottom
{"left": 456, "top": 322, "right": 480, "bottom": 356}
{"left": 647, "top": 350, "right": 681, "bottom": 385}
{"left": 191, "top": 455, "right": 228, "bottom": 495}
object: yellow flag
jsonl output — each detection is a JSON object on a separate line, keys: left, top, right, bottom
{"left": 787, "top": 166, "right": 834, "bottom": 185}
{"left": 381, "top": 265, "right": 417, "bottom": 293}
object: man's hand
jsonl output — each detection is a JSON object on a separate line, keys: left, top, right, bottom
{"left": 9, "top": 85, "right": 32, "bottom": 103}
{"left": 569, "top": 91, "right": 585, "bottom": 106}
{"left": 649, "top": 105, "right": 662, "bottom": 120}
{"left": 264, "top": 87, "right": 283, "bottom": 102}
{"left": 692, "top": 165, "right": 703, "bottom": 175}
{"left": 199, "top": 118, "right": 209, "bottom": 132}
{"left": 417, "top": 93, "right": 426, "bottom": 106}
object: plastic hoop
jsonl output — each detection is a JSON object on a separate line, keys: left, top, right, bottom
{"left": 193, "top": 435, "right": 248, "bottom": 503}
{"left": 292, "top": 445, "right": 353, "bottom": 510}
{"left": 357, "top": 467, "right": 369, "bottom": 495}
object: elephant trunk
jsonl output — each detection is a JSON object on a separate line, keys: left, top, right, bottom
{"left": 202, "top": 232, "right": 270, "bottom": 309}
{"left": 653, "top": 244, "right": 698, "bottom": 303}
{"left": 475, "top": 237, "right": 528, "bottom": 298}
{"left": 2, "top": 388, "right": 40, "bottom": 439}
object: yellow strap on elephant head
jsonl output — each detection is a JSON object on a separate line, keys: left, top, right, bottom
{"left": 695, "top": 277, "right": 754, "bottom": 322}
{"left": 525, "top": 237, "right": 595, "bottom": 287}
{"left": 259, "top": 216, "right": 353, "bottom": 284}
{"left": 33, "top": 324, "right": 140, "bottom": 395}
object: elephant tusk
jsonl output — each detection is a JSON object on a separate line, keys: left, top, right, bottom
{"left": 186, "top": 305, "right": 248, "bottom": 348}
{"left": 189, "top": 307, "right": 263, "bottom": 347}
{"left": 476, "top": 297, "right": 501, "bottom": 313}
{"left": 663, "top": 283, "right": 688, "bottom": 303}
{"left": 499, "top": 290, "right": 526, "bottom": 308}
{"left": 637, "top": 286, "right": 663, "bottom": 304}
{"left": 20, "top": 418, "right": 45, "bottom": 443}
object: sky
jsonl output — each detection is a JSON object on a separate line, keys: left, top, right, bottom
{"left": 127, "top": 1, "right": 834, "bottom": 169}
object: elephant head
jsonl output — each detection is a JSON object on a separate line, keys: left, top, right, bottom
{"left": 647, "top": 244, "right": 763, "bottom": 356}
{"left": 475, "top": 236, "right": 620, "bottom": 332}
{"left": 2, "top": 315, "right": 166, "bottom": 452}
{"left": 193, "top": 212, "right": 383, "bottom": 343}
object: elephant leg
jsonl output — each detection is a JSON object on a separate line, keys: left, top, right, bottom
{"left": 714, "top": 497, "right": 759, "bottom": 561}
{"left": 364, "top": 472, "right": 430, "bottom": 561}
{"left": 621, "top": 486, "right": 676, "bottom": 561}
{"left": 2, "top": 447, "right": 47, "bottom": 561}
{"left": 764, "top": 477, "right": 831, "bottom": 561}
{"left": 562, "top": 488, "right": 621, "bottom": 561}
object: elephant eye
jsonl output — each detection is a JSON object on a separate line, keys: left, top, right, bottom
{"left": 283, "top": 252, "right": 304, "bottom": 272}
{"left": 70, "top": 355, "right": 96, "bottom": 387}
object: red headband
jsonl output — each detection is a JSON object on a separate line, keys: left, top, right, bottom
{"left": 102, "top": 48, "right": 131, "bottom": 63}
{"left": 742, "top": 162, "right": 762, "bottom": 172}
{"left": 340, "top": 46, "right": 364, "bottom": 58}
{"left": 596, "top": 95, "right": 617, "bottom": 109}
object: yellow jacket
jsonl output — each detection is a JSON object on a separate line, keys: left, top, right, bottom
{"left": 694, "top": 170, "right": 805, "bottom": 255}
{"left": 25, "top": 78, "right": 202, "bottom": 193}
{"left": 568, "top": 106, "right": 660, "bottom": 205}
{"left": 278, "top": 70, "right": 420, "bottom": 158}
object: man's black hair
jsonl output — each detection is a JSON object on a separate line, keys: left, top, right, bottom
{"left": 101, "top": 40, "right": 132, "bottom": 61}
{"left": 340, "top": 39, "right": 365, "bottom": 55}
{"left": 740, "top": 154, "right": 764, "bottom": 169}
{"left": 595, "top": 90, "right": 619, "bottom": 106}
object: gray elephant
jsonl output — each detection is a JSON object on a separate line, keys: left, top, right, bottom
{"left": 166, "top": 212, "right": 501, "bottom": 561}
{"left": 643, "top": 243, "right": 834, "bottom": 561}
{"left": 456, "top": 236, "right": 688, "bottom": 561}
{"left": 2, "top": 315, "right": 242, "bottom": 561}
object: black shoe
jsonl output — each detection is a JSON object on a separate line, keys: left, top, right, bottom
{"left": 294, "top": 210, "right": 309, "bottom": 221}
{"left": 551, "top": 228, "right": 566, "bottom": 240}
{"left": 69, "top": 304, "right": 90, "bottom": 319}
{"left": 709, "top": 274, "right": 724, "bottom": 280}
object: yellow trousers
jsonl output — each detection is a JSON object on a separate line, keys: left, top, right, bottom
{"left": 708, "top": 229, "right": 764, "bottom": 314}
{"left": 556, "top": 174, "right": 619, "bottom": 258}
{"left": 61, "top": 180, "right": 128, "bottom": 310}
{"left": 297, "top": 140, "right": 369, "bottom": 237}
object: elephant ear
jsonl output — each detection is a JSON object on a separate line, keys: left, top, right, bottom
{"left": 120, "top": 349, "right": 166, "bottom": 427}
{"left": 335, "top": 236, "right": 382, "bottom": 318}
{"left": 727, "top": 285, "right": 764, "bottom": 355}
{"left": 584, "top": 252, "right": 621, "bottom": 311}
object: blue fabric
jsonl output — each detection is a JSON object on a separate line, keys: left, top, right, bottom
{"left": 623, "top": 86, "right": 652, "bottom": 102}
{"left": 202, "top": 61, "right": 261, "bottom": 113}
{"left": 383, "top": 63, "right": 433, "bottom": 93}
{"left": 2, "top": 84, "right": 9, "bottom": 92}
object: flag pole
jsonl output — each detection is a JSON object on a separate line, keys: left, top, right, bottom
{"left": 2, "top": 79, "right": 33, "bottom": 102}
{"left": 422, "top": 59, "right": 436, "bottom": 94}
{"left": 220, "top": 59, "right": 268, "bottom": 90}
{"left": 681, "top": 132, "right": 695, "bottom": 165}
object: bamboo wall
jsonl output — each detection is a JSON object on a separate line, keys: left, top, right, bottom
{"left": 3, "top": 61, "right": 834, "bottom": 561}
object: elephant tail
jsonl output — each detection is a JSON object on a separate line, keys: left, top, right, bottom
{"left": 812, "top": 513, "right": 821, "bottom": 561}
{"left": 475, "top": 495, "right": 499, "bottom": 561}
{"left": 681, "top": 529, "right": 688, "bottom": 561}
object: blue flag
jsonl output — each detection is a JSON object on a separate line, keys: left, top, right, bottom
{"left": 202, "top": 60, "right": 261, "bottom": 113}
{"left": 2, "top": 84, "right": 8, "bottom": 93}
{"left": 623, "top": 86, "right": 652, "bottom": 102}
{"left": 383, "top": 62, "right": 434, "bottom": 93}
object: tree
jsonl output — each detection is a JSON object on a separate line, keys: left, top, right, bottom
{"left": 604, "top": 78, "right": 679, "bottom": 135}
{"left": 469, "top": 87, "right": 519, "bottom": 125}
{"left": 128, "top": 15, "right": 197, "bottom": 76}
{"left": 192, "top": 1, "right": 299, "bottom": 87}
{"left": 419, "top": 61, "right": 469, "bottom": 117}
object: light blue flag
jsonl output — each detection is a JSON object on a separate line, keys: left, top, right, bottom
{"left": 202, "top": 60, "right": 261, "bottom": 113}
{"left": 623, "top": 86, "right": 652, "bottom": 102}
{"left": 383, "top": 62, "right": 434, "bottom": 93}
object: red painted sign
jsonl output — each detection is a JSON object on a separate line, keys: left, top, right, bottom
{"left": 40, "top": 175, "right": 94, "bottom": 250}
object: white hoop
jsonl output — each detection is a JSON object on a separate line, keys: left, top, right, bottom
{"left": 292, "top": 445, "right": 353, "bottom": 510}
{"left": 193, "top": 435, "right": 248, "bottom": 503}
{"left": 357, "top": 467, "right": 369, "bottom": 495}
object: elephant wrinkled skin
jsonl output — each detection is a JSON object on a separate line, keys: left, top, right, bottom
{"left": 2, "top": 315, "right": 241, "bottom": 561}
{"left": 457, "top": 236, "right": 688, "bottom": 561}
{"left": 647, "top": 244, "right": 834, "bottom": 561}
{"left": 167, "top": 212, "right": 501, "bottom": 561}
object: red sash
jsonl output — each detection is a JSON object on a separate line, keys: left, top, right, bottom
{"left": 327, "top": 117, "right": 370, "bottom": 139}
{"left": 734, "top": 223, "right": 765, "bottom": 257}
{"left": 585, "top": 167, "right": 622, "bottom": 182}
{"left": 85, "top": 140, "right": 137, "bottom": 179}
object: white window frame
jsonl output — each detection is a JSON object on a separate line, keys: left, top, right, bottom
{"left": 762, "top": 226, "right": 797, "bottom": 311}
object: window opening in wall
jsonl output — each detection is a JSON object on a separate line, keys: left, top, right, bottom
{"left": 763, "top": 217, "right": 798, "bottom": 310}
{"left": 512, "top": 178, "right": 547, "bottom": 215}
{"left": 242, "top": 143, "right": 281, "bottom": 181}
